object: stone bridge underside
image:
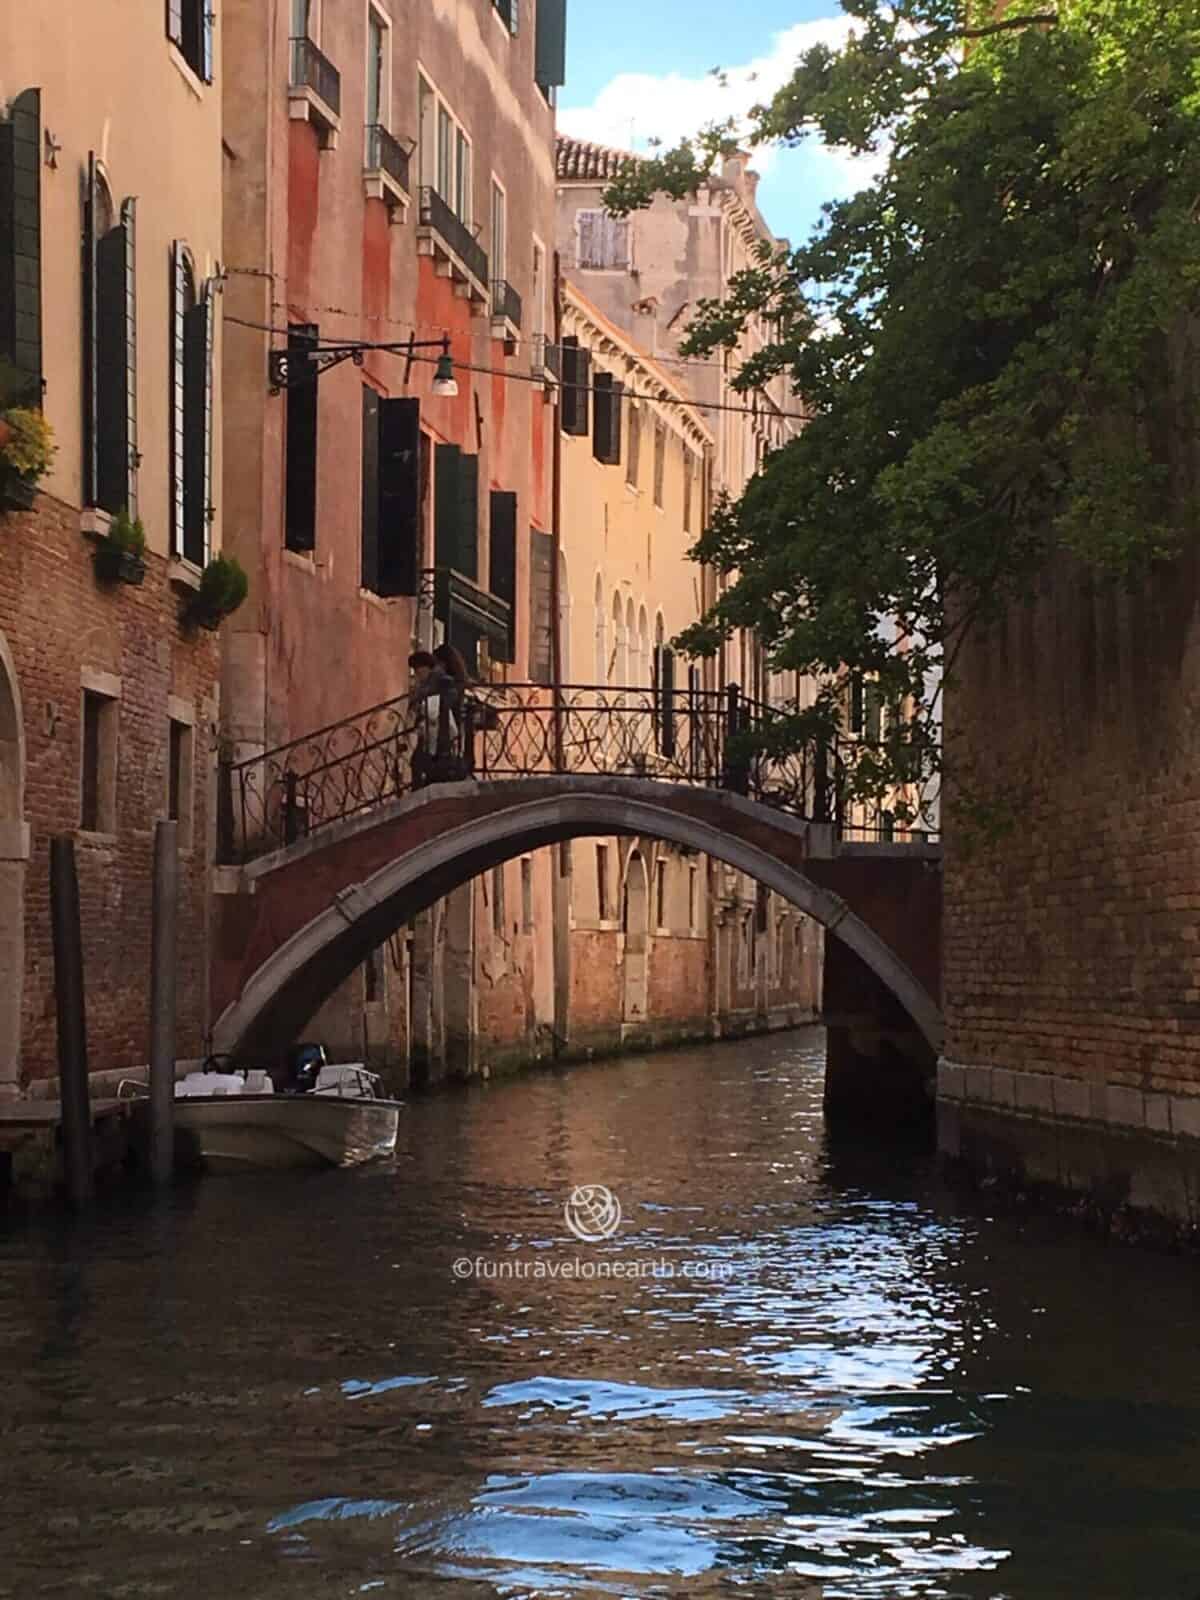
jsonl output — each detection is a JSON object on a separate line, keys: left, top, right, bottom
{"left": 212, "top": 777, "right": 943, "bottom": 1110}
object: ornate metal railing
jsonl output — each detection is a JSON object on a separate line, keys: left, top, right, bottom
{"left": 364, "top": 123, "right": 410, "bottom": 193}
{"left": 418, "top": 187, "right": 489, "bottom": 291}
{"left": 289, "top": 36, "right": 341, "bottom": 116}
{"left": 216, "top": 683, "right": 900, "bottom": 866}
{"left": 491, "top": 278, "right": 523, "bottom": 330}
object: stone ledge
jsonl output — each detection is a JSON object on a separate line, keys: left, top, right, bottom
{"left": 939, "top": 1056, "right": 1200, "bottom": 1143}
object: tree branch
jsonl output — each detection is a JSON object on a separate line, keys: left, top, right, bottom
{"left": 956, "top": 12, "right": 1058, "bottom": 39}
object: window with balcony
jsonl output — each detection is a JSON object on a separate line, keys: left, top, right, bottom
{"left": 290, "top": 0, "right": 340, "bottom": 143}
{"left": 363, "top": 6, "right": 409, "bottom": 211}
{"left": 84, "top": 157, "right": 138, "bottom": 519}
{"left": 170, "top": 243, "right": 213, "bottom": 565}
{"left": 418, "top": 75, "right": 487, "bottom": 299}
{"left": 167, "top": 0, "right": 213, "bottom": 83}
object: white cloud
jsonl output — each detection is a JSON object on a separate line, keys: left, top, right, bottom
{"left": 558, "top": 17, "right": 887, "bottom": 200}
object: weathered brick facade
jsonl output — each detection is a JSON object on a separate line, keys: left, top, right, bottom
{"left": 1, "top": 492, "right": 219, "bottom": 1089}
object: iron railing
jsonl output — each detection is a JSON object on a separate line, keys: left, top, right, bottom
{"left": 215, "top": 681, "right": 918, "bottom": 865}
{"left": 530, "top": 334, "right": 561, "bottom": 378}
{"left": 289, "top": 35, "right": 341, "bottom": 117}
{"left": 364, "top": 123, "right": 410, "bottom": 193}
{"left": 491, "top": 278, "right": 523, "bottom": 329}
{"left": 418, "top": 187, "right": 489, "bottom": 290}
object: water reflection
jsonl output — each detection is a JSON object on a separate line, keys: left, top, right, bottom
{"left": 1, "top": 1028, "right": 1199, "bottom": 1599}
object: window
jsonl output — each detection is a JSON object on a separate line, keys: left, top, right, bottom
{"left": 531, "top": 240, "right": 546, "bottom": 344}
{"left": 577, "top": 208, "right": 629, "bottom": 271}
{"left": 84, "top": 159, "right": 138, "bottom": 517}
{"left": 688, "top": 863, "right": 698, "bottom": 932}
{"left": 171, "top": 244, "right": 213, "bottom": 563}
{"left": 489, "top": 490, "right": 518, "bottom": 662}
{"left": 655, "top": 858, "right": 666, "bottom": 931}
{"left": 422, "top": 77, "right": 472, "bottom": 225}
{"left": 626, "top": 404, "right": 641, "bottom": 488}
{"left": 0, "top": 90, "right": 43, "bottom": 408}
{"left": 362, "top": 388, "right": 420, "bottom": 595}
{"left": 493, "top": 0, "right": 519, "bottom": 34}
{"left": 592, "top": 372, "right": 622, "bottom": 466}
{"left": 437, "top": 106, "right": 453, "bottom": 198}
{"left": 593, "top": 575, "right": 606, "bottom": 684}
{"left": 491, "top": 180, "right": 506, "bottom": 280}
{"left": 80, "top": 687, "right": 118, "bottom": 834}
{"left": 611, "top": 593, "right": 626, "bottom": 684}
{"left": 491, "top": 864, "right": 506, "bottom": 936}
{"left": 653, "top": 421, "right": 666, "bottom": 508}
{"left": 291, "top": 0, "right": 314, "bottom": 36}
{"left": 366, "top": 7, "right": 389, "bottom": 128}
{"left": 283, "top": 323, "right": 318, "bottom": 554}
{"left": 167, "top": 0, "right": 214, "bottom": 82}
{"left": 529, "top": 528, "right": 554, "bottom": 684}
{"left": 521, "top": 858, "right": 533, "bottom": 931}
{"left": 455, "top": 128, "right": 471, "bottom": 225}
{"left": 167, "top": 715, "right": 195, "bottom": 852}
{"left": 596, "top": 844, "right": 610, "bottom": 921}
{"left": 560, "top": 337, "right": 591, "bottom": 436}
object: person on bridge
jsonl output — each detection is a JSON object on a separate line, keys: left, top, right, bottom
{"left": 408, "top": 645, "right": 470, "bottom": 786}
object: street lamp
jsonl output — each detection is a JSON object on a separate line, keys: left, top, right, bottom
{"left": 267, "top": 332, "right": 459, "bottom": 398}
{"left": 431, "top": 346, "right": 458, "bottom": 398}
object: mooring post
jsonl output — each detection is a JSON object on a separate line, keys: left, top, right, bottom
{"left": 149, "top": 820, "right": 179, "bottom": 1186}
{"left": 49, "top": 836, "right": 93, "bottom": 1209}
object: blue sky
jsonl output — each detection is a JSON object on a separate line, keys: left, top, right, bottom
{"left": 559, "top": 0, "right": 884, "bottom": 248}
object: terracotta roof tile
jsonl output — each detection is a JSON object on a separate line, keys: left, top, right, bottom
{"left": 556, "top": 135, "right": 641, "bottom": 183}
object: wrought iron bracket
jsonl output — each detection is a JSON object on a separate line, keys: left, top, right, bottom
{"left": 268, "top": 344, "right": 365, "bottom": 394}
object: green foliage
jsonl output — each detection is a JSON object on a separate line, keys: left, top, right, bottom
{"left": 197, "top": 553, "right": 249, "bottom": 618}
{"left": 606, "top": 0, "right": 1200, "bottom": 811}
{"left": 0, "top": 407, "right": 55, "bottom": 480}
{"left": 106, "top": 511, "right": 146, "bottom": 558}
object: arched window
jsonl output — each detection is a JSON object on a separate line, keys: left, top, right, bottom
{"left": 593, "top": 574, "right": 606, "bottom": 685}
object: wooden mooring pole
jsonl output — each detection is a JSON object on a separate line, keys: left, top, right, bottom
{"left": 149, "top": 820, "right": 178, "bottom": 1186}
{"left": 49, "top": 836, "right": 93, "bottom": 1209}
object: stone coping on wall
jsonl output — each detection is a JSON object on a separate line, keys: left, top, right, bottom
{"left": 938, "top": 1058, "right": 1200, "bottom": 1142}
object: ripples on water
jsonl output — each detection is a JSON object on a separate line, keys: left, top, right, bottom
{"left": 2, "top": 1028, "right": 1199, "bottom": 1599}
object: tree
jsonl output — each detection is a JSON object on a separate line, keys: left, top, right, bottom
{"left": 604, "top": 1, "right": 1200, "bottom": 822}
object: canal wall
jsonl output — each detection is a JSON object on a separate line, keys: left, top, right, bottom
{"left": 942, "top": 532, "right": 1200, "bottom": 1233}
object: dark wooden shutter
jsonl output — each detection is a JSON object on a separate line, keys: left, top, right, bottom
{"left": 656, "top": 646, "right": 676, "bottom": 757}
{"left": 95, "top": 201, "right": 136, "bottom": 516}
{"left": 0, "top": 88, "right": 43, "bottom": 399}
{"left": 489, "top": 490, "right": 517, "bottom": 663}
{"left": 848, "top": 671, "right": 864, "bottom": 735}
{"left": 170, "top": 242, "right": 187, "bottom": 551}
{"left": 457, "top": 451, "right": 479, "bottom": 581}
{"left": 534, "top": 0, "right": 566, "bottom": 90}
{"left": 435, "top": 442, "right": 461, "bottom": 570}
{"left": 83, "top": 153, "right": 99, "bottom": 507}
{"left": 360, "top": 385, "right": 380, "bottom": 592}
{"left": 182, "top": 295, "right": 210, "bottom": 564}
{"left": 593, "top": 372, "right": 622, "bottom": 465}
{"left": 560, "top": 336, "right": 590, "bottom": 436}
{"left": 529, "top": 528, "right": 553, "bottom": 683}
{"left": 378, "top": 397, "right": 420, "bottom": 595}
{"left": 200, "top": 279, "right": 213, "bottom": 559}
{"left": 284, "top": 323, "right": 318, "bottom": 552}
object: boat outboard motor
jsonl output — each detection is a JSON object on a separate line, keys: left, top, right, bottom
{"left": 285, "top": 1042, "right": 328, "bottom": 1094}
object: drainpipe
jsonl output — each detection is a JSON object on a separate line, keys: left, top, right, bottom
{"left": 549, "top": 250, "right": 571, "bottom": 1056}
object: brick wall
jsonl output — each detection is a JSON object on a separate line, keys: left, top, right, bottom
{"left": 944, "top": 545, "right": 1200, "bottom": 1097}
{"left": 0, "top": 491, "right": 220, "bottom": 1087}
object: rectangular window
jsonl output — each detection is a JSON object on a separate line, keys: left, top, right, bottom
{"left": 436, "top": 106, "right": 453, "bottom": 200}
{"left": 560, "top": 336, "right": 591, "bottom": 437}
{"left": 285, "top": 323, "right": 318, "bottom": 553}
{"left": 653, "top": 421, "right": 666, "bottom": 508}
{"left": 655, "top": 858, "right": 666, "bottom": 931}
{"left": 577, "top": 208, "right": 629, "bottom": 271}
{"left": 362, "top": 392, "right": 420, "bottom": 595}
{"left": 491, "top": 180, "right": 506, "bottom": 280}
{"left": 80, "top": 689, "right": 118, "bottom": 834}
{"left": 531, "top": 241, "right": 546, "bottom": 343}
{"left": 366, "top": 9, "right": 386, "bottom": 128}
{"left": 167, "top": 716, "right": 195, "bottom": 851}
{"left": 529, "top": 527, "right": 554, "bottom": 684}
{"left": 168, "top": 0, "right": 214, "bottom": 82}
{"left": 596, "top": 844, "right": 610, "bottom": 921}
{"left": 683, "top": 454, "right": 693, "bottom": 532}
{"left": 491, "top": 864, "right": 506, "bottom": 936}
{"left": 521, "top": 857, "right": 533, "bottom": 931}
{"left": 626, "top": 404, "right": 641, "bottom": 488}
{"left": 688, "top": 863, "right": 698, "bottom": 932}
{"left": 418, "top": 76, "right": 436, "bottom": 187}
{"left": 489, "top": 490, "right": 518, "bottom": 663}
{"left": 455, "top": 128, "right": 471, "bottom": 225}
{"left": 592, "top": 372, "right": 622, "bottom": 466}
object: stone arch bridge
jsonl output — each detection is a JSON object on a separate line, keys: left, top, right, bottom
{"left": 214, "top": 685, "right": 942, "bottom": 1121}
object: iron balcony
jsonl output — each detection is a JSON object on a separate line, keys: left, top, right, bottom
{"left": 417, "top": 186, "right": 490, "bottom": 305}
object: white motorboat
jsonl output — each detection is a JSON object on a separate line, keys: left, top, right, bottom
{"left": 123, "top": 1059, "right": 402, "bottom": 1172}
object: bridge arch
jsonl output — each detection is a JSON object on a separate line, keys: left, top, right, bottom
{"left": 213, "top": 781, "right": 943, "bottom": 1059}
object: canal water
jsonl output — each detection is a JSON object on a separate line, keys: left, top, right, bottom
{"left": 2, "top": 1028, "right": 1199, "bottom": 1599}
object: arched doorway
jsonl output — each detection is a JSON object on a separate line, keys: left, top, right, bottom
{"left": 622, "top": 850, "right": 649, "bottom": 1023}
{"left": 0, "top": 630, "right": 26, "bottom": 1096}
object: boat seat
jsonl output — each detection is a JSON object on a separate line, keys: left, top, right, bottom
{"left": 243, "top": 1070, "right": 275, "bottom": 1095}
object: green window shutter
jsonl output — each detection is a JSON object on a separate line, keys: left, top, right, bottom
{"left": 592, "top": 371, "right": 622, "bottom": 466}
{"left": 534, "top": 0, "right": 566, "bottom": 90}
{"left": 182, "top": 293, "right": 210, "bottom": 565}
{"left": 0, "top": 88, "right": 43, "bottom": 402}
{"left": 529, "top": 528, "right": 553, "bottom": 683}
{"left": 560, "top": 336, "right": 590, "bottom": 436}
{"left": 361, "top": 385, "right": 380, "bottom": 593}
{"left": 169, "top": 242, "right": 187, "bottom": 551}
{"left": 848, "top": 671, "right": 864, "bottom": 736}
{"left": 378, "top": 396, "right": 420, "bottom": 596}
{"left": 489, "top": 490, "right": 517, "bottom": 663}
{"left": 83, "top": 153, "right": 99, "bottom": 506}
{"left": 96, "top": 200, "right": 137, "bottom": 516}
{"left": 435, "top": 442, "right": 461, "bottom": 570}
{"left": 457, "top": 451, "right": 479, "bottom": 581}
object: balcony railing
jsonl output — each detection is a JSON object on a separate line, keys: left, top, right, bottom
{"left": 289, "top": 36, "right": 341, "bottom": 118}
{"left": 530, "top": 334, "right": 561, "bottom": 379}
{"left": 364, "top": 123, "right": 411, "bottom": 196}
{"left": 418, "top": 186, "right": 489, "bottom": 292}
{"left": 490, "top": 278, "right": 523, "bottom": 331}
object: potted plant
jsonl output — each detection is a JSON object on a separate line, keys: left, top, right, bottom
{"left": 187, "top": 553, "right": 249, "bottom": 631}
{"left": 93, "top": 510, "right": 147, "bottom": 586}
{"left": 0, "top": 406, "right": 55, "bottom": 511}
